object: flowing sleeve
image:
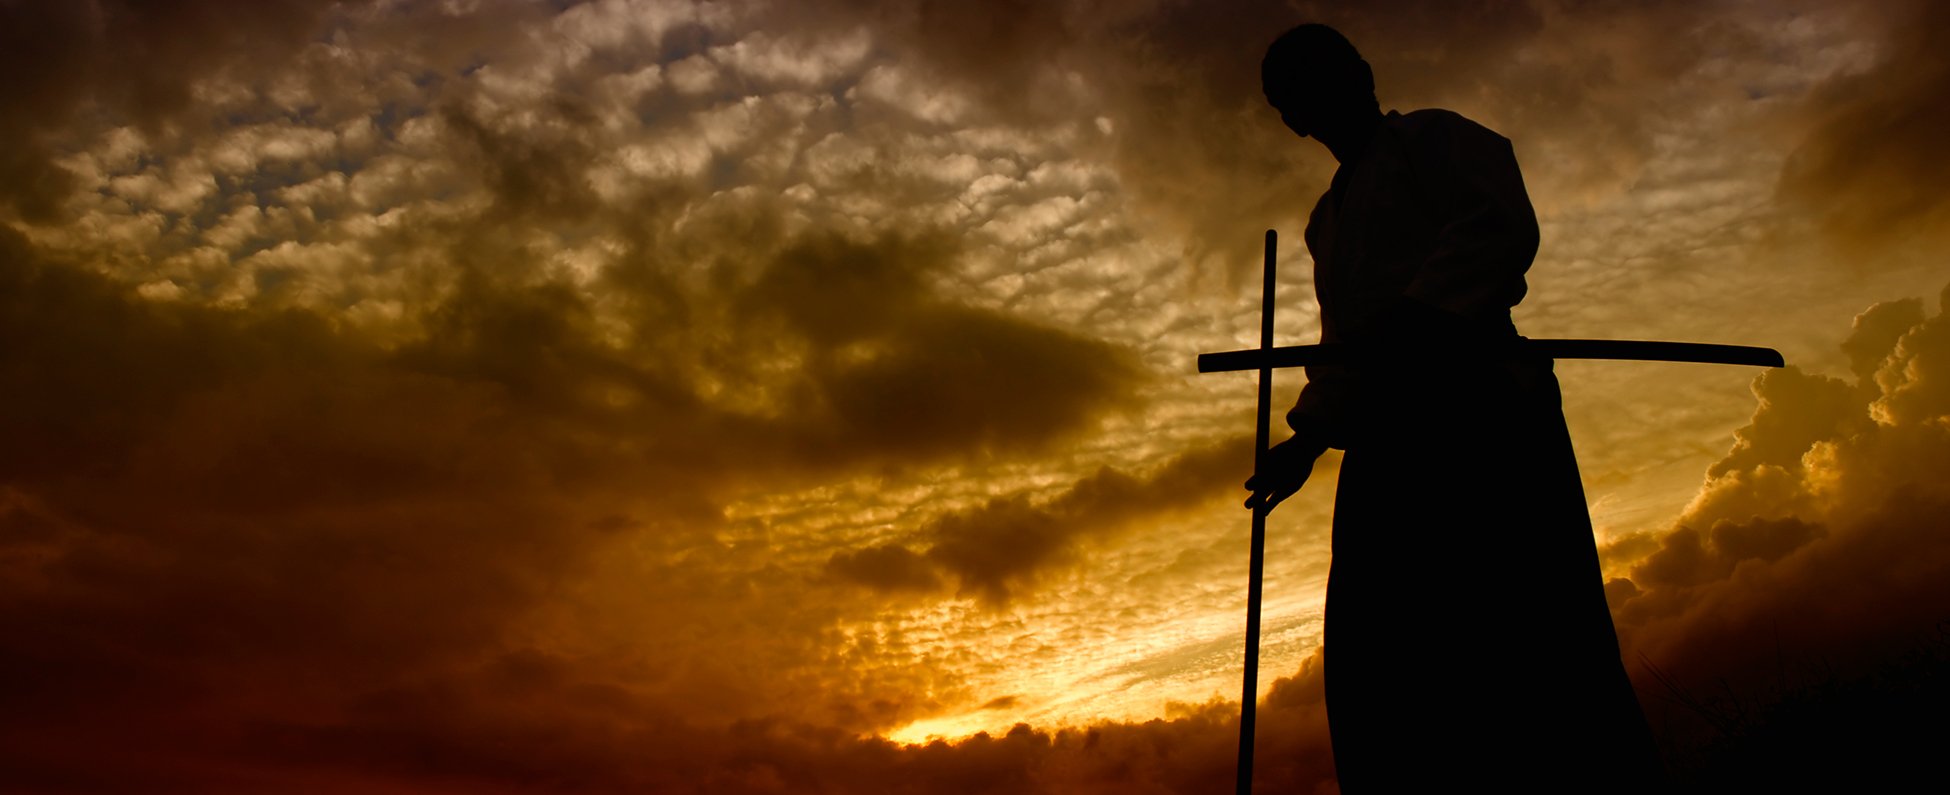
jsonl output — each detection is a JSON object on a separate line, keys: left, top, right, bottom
{"left": 1288, "top": 361, "right": 1358, "bottom": 448}
{"left": 1398, "top": 112, "right": 1539, "bottom": 321}
{"left": 1287, "top": 185, "right": 1360, "bottom": 449}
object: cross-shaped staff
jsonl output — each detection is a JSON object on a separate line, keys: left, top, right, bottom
{"left": 1199, "top": 230, "right": 1783, "bottom": 795}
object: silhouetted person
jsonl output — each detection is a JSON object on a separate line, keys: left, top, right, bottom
{"left": 1245, "top": 24, "right": 1665, "bottom": 792}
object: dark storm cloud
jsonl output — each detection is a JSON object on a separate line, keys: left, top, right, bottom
{"left": 446, "top": 103, "right": 605, "bottom": 223}
{"left": 0, "top": 212, "right": 1143, "bottom": 788}
{"left": 1625, "top": 516, "right": 1824, "bottom": 589}
{"left": 0, "top": 218, "right": 712, "bottom": 606}
{"left": 817, "top": 306, "right": 1140, "bottom": 457}
{"left": 829, "top": 542, "right": 944, "bottom": 593}
{"left": 828, "top": 436, "right": 1253, "bottom": 602}
{"left": 0, "top": 2, "right": 1168, "bottom": 779}
{"left": 1778, "top": 0, "right": 1950, "bottom": 254}
{"left": 794, "top": 0, "right": 1762, "bottom": 280}
{"left": 0, "top": 224, "right": 723, "bottom": 789}
{"left": 746, "top": 231, "right": 1144, "bottom": 462}
{"left": 1607, "top": 284, "right": 1950, "bottom": 754}
{"left": 171, "top": 645, "right": 1336, "bottom": 795}
{"left": 0, "top": 0, "right": 354, "bottom": 220}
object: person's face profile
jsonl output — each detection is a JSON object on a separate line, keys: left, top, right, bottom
{"left": 1263, "top": 78, "right": 1323, "bottom": 139}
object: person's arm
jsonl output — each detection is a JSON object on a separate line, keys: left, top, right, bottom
{"left": 1243, "top": 376, "right": 1340, "bottom": 510}
{"left": 1250, "top": 114, "right": 1536, "bottom": 509}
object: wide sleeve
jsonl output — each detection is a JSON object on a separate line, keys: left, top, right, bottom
{"left": 1288, "top": 362, "right": 1358, "bottom": 449}
{"left": 1399, "top": 114, "right": 1540, "bottom": 321}
{"left": 1286, "top": 188, "right": 1360, "bottom": 449}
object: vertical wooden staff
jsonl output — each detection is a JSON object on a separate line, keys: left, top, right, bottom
{"left": 1235, "top": 229, "right": 1276, "bottom": 795}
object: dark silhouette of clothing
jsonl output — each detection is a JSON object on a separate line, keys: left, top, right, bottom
{"left": 1296, "top": 109, "right": 1665, "bottom": 791}
{"left": 1292, "top": 109, "right": 1535, "bottom": 438}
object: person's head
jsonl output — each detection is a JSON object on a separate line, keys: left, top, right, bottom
{"left": 1260, "top": 24, "right": 1379, "bottom": 140}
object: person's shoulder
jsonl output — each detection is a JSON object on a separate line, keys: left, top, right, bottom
{"left": 1391, "top": 108, "right": 1510, "bottom": 147}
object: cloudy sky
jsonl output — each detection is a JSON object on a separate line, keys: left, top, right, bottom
{"left": 3, "top": 0, "right": 1947, "bottom": 791}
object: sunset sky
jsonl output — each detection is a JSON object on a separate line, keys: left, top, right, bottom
{"left": 4, "top": 0, "right": 1948, "bottom": 791}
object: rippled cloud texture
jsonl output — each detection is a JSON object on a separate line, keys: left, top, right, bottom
{"left": 3, "top": 0, "right": 1947, "bottom": 791}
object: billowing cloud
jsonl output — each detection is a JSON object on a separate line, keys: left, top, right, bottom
{"left": 1603, "top": 284, "right": 1950, "bottom": 781}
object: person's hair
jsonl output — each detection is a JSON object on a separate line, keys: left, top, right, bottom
{"left": 1261, "top": 24, "right": 1376, "bottom": 107}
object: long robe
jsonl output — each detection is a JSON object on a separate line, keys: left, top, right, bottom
{"left": 1294, "top": 109, "right": 1665, "bottom": 791}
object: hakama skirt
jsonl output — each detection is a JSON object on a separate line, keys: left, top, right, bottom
{"left": 1322, "top": 354, "right": 1666, "bottom": 792}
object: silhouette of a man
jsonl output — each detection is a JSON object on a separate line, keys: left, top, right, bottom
{"left": 1246, "top": 24, "right": 1665, "bottom": 791}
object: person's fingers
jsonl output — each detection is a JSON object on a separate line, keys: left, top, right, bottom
{"left": 1267, "top": 486, "right": 1294, "bottom": 510}
{"left": 1245, "top": 480, "right": 1303, "bottom": 511}
{"left": 1245, "top": 460, "right": 1289, "bottom": 493}
{"left": 1243, "top": 447, "right": 1321, "bottom": 510}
